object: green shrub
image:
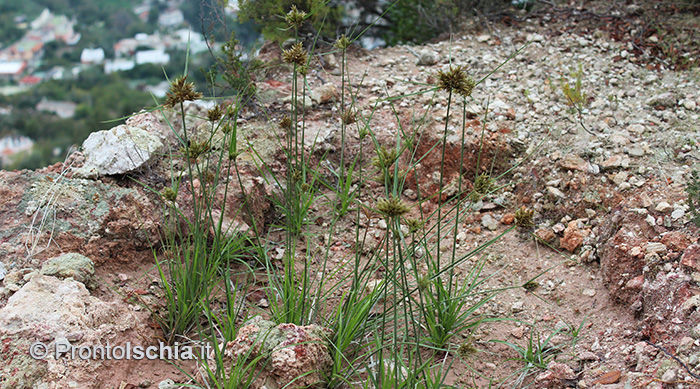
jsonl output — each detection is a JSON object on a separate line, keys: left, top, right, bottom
{"left": 383, "top": 0, "right": 512, "bottom": 45}
{"left": 237, "top": 0, "right": 338, "bottom": 43}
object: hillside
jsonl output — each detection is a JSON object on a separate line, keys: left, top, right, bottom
{"left": 1, "top": 2, "right": 700, "bottom": 388}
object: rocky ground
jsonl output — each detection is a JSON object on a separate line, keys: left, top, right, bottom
{"left": 1, "top": 1, "right": 700, "bottom": 388}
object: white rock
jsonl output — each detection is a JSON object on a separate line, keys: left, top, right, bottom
{"left": 416, "top": 50, "right": 438, "bottom": 66}
{"left": 511, "top": 301, "right": 524, "bottom": 313}
{"left": 547, "top": 186, "right": 566, "bottom": 199}
{"left": 481, "top": 214, "right": 499, "bottom": 231}
{"left": 159, "top": 379, "right": 177, "bottom": 389}
{"left": 660, "top": 369, "right": 676, "bottom": 382}
{"left": 671, "top": 209, "right": 685, "bottom": 220}
{"left": 655, "top": 202, "right": 672, "bottom": 212}
{"left": 0, "top": 275, "right": 119, "bottom": 336}
{"left": 612, "top": 171, "right": 628, "bottom": 185}
{"left": 310, "top": 83, "right": 338, "bottom": 104}
{"left": 40, "top": 253, "right": 95, "bottom": 286}
{"left": 645, "top": 214, "right": 656, "bottom": 226}
{"left": 76, "top": 112, "right": 164, "bottom": 176}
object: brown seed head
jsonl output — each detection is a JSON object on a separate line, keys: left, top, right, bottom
{"left": 335, "top": 34, "right": 351, "bottom": 50}
{"left": 207, "top": 104, "right": 225, "bottom": 122}
{"left": 376, "top": 196, "right": 411, "bottom": 218}
{"left": 284, "top": 5, "right": 306, "bottom": 29}
{"left": 161, "top": 187, "right": 177, "bottom": 202}
{"left": 406, "top": 218, "right": 425, "bottom": 234}
{"left": 458, "top": 341, "right": 477, "bottom": 359}
{"left": 279, "top": 116, "right": 292, "bottom": 130}
{"left": 436, "top": 66, "right": 476, "bottom": 98}
{"left": 283, "top": 43, "right": 308, "bottom": 67}
{"left": 471, "top": 173, "right": 495, "bottom": 201}
{"left": 180, "top": 140, "right": 210, "bottom": 161}
{"left": 514, "top": 207, "right": 534, "bottom": 228}
{"left": 164, "top": 75, "right": 202, "bottom": 108}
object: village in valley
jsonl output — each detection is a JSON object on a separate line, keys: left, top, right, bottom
{"left": 0, "top": 1, "right": 239, "bottom": 168}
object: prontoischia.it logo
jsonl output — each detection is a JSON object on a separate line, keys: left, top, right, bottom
{"left": 30, "top": 338, "right": 212, "bottom": 361}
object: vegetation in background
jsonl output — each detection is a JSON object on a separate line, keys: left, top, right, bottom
{"left": 380, "top": 0, "right": 512, "bottom": 45}
{"left": 0, "top": 45, "right": 220, "bottom": 170}
{"left": 237, "top": 0, "right": 341, "bottom": 43}
{"left": 235, "top": 0, "right": 521, "bottom": 46}
{"left": 184, "top": 0, "right": 260, "bottom": 48}
{"left": 0, "top": 11, "right": 24, "bottom": 46}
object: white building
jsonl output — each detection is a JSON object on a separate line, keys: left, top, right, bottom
{"left": 135, "top": 49, "right": 170, "bottom": 65}
{"left": 0, "top": 61, "right": 27, "bottom": 80}
{"left": 80, "top": 48, "right": 105, "bottom": 64}
{"left": 30, "top": 9, "right": 52, "bottom": 30}
{"left": 104, "top": 59, "right": 136, "bottom": 74}
{"left": 36, "top": 98, "right": 77, "bottom": 119}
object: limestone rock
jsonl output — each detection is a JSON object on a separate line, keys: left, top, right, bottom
{"left": 76, "top": 111, "right": 164, "bottom": 177}
{"left": 481, "top": 214, "right": 499, "bottom": 231}
{"left": 558, "top": 154, "right": 588, "bottom": 172}
{"left": 0, "top": 169, "right": 160, "bottom": 263}
{"left": 645, "top": 92, "right": 677, "bottom": 107}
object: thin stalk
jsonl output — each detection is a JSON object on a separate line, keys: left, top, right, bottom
{"left": 448, "top": 96, "right": 469, "bottom": 297}
{"left": 339, "top": 47, "right": 347, "bottom": 183}
{"left": 437, "top": 90, "right": 453, "bottom": 278}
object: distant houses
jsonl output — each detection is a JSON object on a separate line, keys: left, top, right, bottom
{"left": 0, "top": 8, "right": 81, "bottom": 86}
{"left": 18, "top": 75, "right": 41, "bottom": 86}
{"left": 1, "top": 38, "right": 44, "bottom": 62}
{"left": 36, "top": 98, "right": 77, "bottom": 118}
{"left": 158, "top": 8, "right": 185, "bottom": 27}
{"left": 0, "top": 135, "right": 34, "bottom": 167}
{"left": 0, "top": 4, "right": 213, "bottom": 90}
{"left": 28, "top": 8, "right": 80, "bottom": 45}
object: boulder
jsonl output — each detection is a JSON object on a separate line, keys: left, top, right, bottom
{"left": 75, "top": 111, "right": 165, "bottom": 177}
